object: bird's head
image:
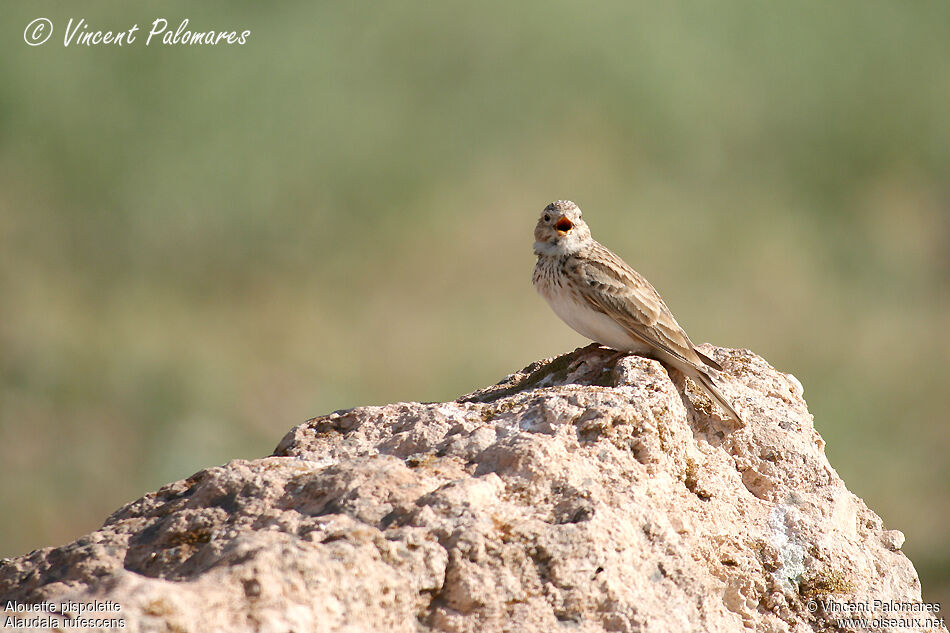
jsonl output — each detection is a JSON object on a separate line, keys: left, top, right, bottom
{"left": 534, "top": 200, "right": 591, "bottom": 256}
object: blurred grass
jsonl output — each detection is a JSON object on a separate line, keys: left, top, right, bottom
{"left": 1, "top": 0, "right": 948, "bottom": 606}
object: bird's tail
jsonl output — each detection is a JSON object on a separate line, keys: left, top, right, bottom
{"left": 692, "top": 370, "right": 744, "bottom": 424}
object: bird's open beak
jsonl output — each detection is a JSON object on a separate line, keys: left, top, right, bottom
{"left": 555, "top": 217, "right": 573, "bottom": 235}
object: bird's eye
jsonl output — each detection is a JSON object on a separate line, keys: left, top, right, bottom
{"left": 543, "top": 214, "right": 550, "bottom": 222}
{"left": 555, "top": 218, "right": 573, "bottom": 232}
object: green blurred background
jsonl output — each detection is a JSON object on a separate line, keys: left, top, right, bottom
{"left": 1, "top": 0, "right": 947, "bottom": 606}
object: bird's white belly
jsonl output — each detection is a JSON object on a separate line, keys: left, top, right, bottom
{"left": 543, "top": 291, "right": 651, "bottom": 354}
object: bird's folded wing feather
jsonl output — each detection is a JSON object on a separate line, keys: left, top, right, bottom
{"left": 575, "top": 245, "right": 707, "bottom": 371}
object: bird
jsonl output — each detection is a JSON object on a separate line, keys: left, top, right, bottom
{"left": 532, "top": 199, "right": 743, "bottom": 423}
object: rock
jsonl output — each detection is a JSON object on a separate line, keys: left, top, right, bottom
{"left": 0, "top": 344, "right": 943, "bottom": 632}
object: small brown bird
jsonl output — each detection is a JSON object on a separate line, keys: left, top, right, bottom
{"left": 532, "top": 200, "right": 743, "bottom": 423}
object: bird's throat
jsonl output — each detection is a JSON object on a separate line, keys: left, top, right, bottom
{"left": 534, "top": 239, "right": 578, "bottom": 257}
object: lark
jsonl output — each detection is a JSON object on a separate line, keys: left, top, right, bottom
{"left": 532, "top": 200, "right": 743, "bottom": 423}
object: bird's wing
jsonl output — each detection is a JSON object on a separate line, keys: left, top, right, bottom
{"left": 694, "top": 349, "right": 723, "bottom": 371}
{"left": 573, "top": 243, "right": 707, "bottom": 371}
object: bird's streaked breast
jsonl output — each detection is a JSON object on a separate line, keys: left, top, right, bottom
{"left": 534, "top": 255, "right": 650, "bottom": 353}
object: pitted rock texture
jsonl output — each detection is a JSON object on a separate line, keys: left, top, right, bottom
{"left": 0, "top": 344, "right": 942, "bottom": 632}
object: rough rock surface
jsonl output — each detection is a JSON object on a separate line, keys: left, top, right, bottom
{"left": 1, "top": 344, "right": 944, "bottom": 632}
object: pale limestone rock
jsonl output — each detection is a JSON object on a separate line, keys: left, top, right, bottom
{"left": 0, "top": 344, "right": 943, "bottom": 632}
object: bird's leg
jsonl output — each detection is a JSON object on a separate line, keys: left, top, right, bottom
{"left": 563, "top": 346, "right": 632, "bottom": 387}
{"left": 607, "top": 349, "right": 629, "bottom": 366}
{"left": 564, "top": 343, "right": 608, "bottom": 374}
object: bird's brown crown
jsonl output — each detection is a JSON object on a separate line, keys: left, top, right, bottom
{"left": 543, "top": 200, "right": 581, "bottom": 215}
